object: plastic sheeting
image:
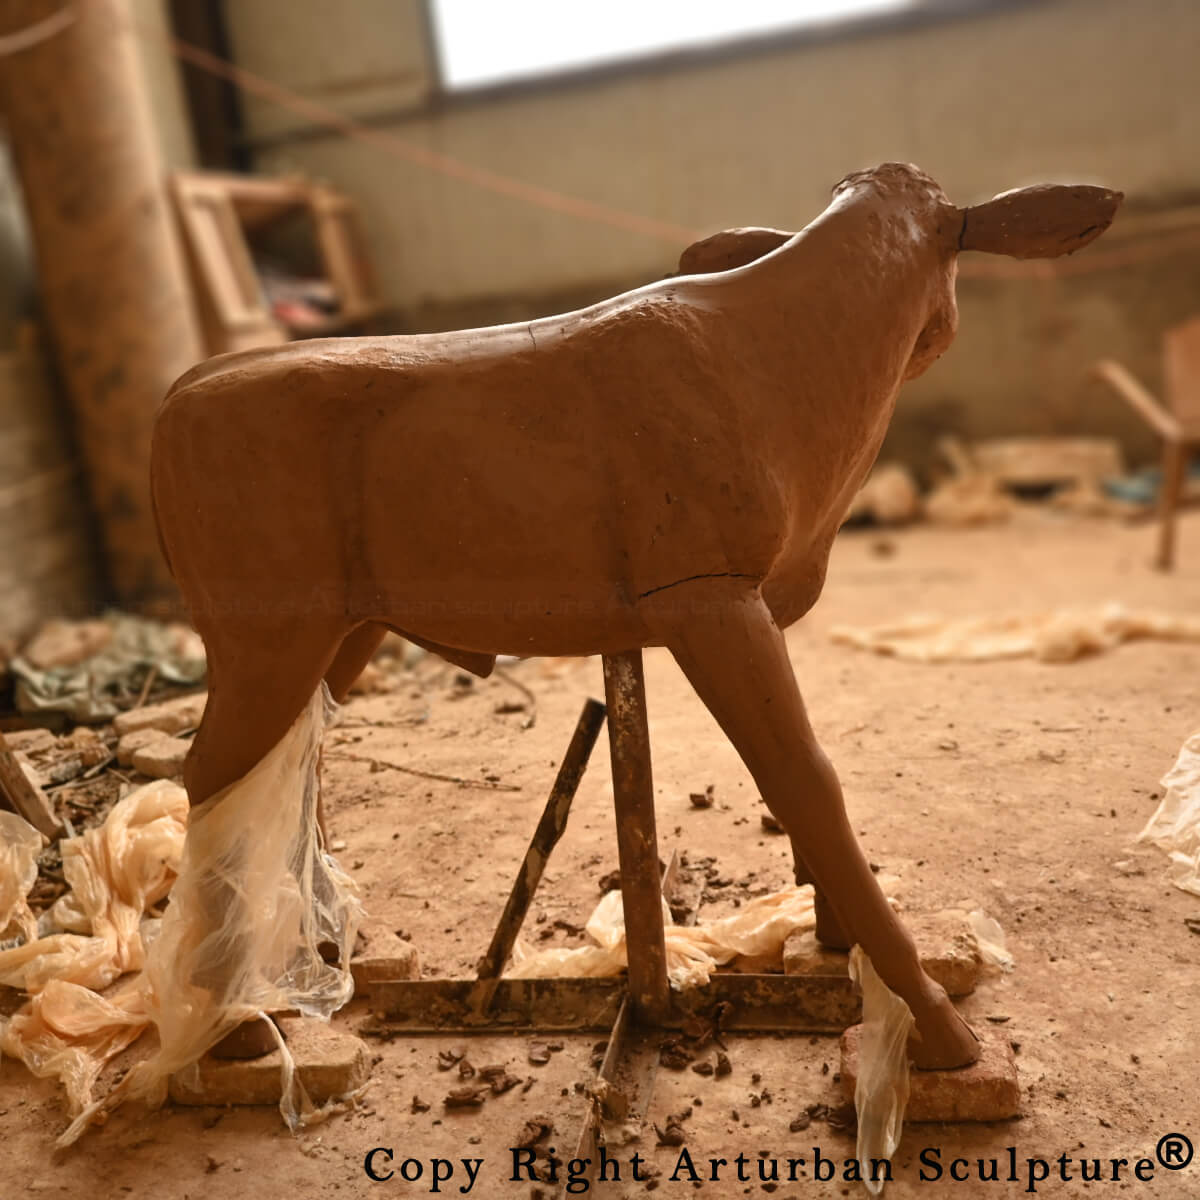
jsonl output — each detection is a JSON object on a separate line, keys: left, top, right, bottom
{"left": 968, "top": 910, "right": 1015, "bottom": 972}
{"left": 66, "top": 685, "right": 361, "bottom": 1144}
{"left": 849, "top": 947, "right": 914, "bottom": 1197}
{"left": 509, "top": 885, "right": 818, "bottom": 987}
{"left": 831, "top": 604, "right": 1200, "bottom": 664}
{"left": 0, "top": 811, "right": 42, "bottom": 944}
{"left": 0, "top": 685, "right": 361, "bottom": 1146}
{"left": 10, "top": 613, "right": 206, "bottom": 723}
{"left": 1138, "top": 732, "right": 1200, "bottom": 896}
{"left": 0, "top": 781, "right": 187, "bottom": 1119}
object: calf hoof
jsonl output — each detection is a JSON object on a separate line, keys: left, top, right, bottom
{"left": 210, "top": 1016, "right": 282, "bottom": 1060}
{"left": 908, "top": 995, "right": 980, "bottom": 1071}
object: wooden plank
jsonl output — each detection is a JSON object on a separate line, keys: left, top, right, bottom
{"left": 0, "top": 730, "right": 62, "bottom": 838}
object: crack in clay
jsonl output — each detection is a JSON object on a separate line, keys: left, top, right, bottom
{"left": 636, "top": 571, "right": 757, "bottom": 600}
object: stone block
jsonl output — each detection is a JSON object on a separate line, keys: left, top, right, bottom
{"left": 131, "top": 735, "right": 190, "bottom": 779}
{"left": 113, "top": 691, "right": 206, "bottom": 737}
{"left": 352, "top": 922, "right": 420, "bottom": 991}
{"left": 784, "top": 909, "right": 981, "bottom": 997}
{"left": 168, "top": 1017, "right": 369, "bottom": 1107}
{"left": 117, "top": 727, "right": 168, "bottom": 767}
{"left": 840, "top": 1024, "right": 1020, "bottom": 1121}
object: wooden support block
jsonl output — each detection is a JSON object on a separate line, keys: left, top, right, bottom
{"left": 168, "top": 1017, "right": 368, "bottom": 1107}
{"left": 840, "top": 1025, "right": 1020, "bottom": 1122}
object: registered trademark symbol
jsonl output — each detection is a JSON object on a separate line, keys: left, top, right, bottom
{"left": 1157, "top": 1133, "right": 1194, "bottom": 1171}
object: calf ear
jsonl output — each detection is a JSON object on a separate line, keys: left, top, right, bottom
{"left": 959, "top": 184, "right": 1122, "bottom": 260}
{"left": 678, "top": 227, "right": 794, "bottom": 276}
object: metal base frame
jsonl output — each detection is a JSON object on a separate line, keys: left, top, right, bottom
{"left": 362, "top": 650, "right": 857, "bottom": 1193}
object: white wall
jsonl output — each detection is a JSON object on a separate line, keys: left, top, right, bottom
{"left": 226, "top": 0, "right": 1198, "bottom": 312}
{"left": 130, "top": 0, "right": 198, "bottom": 169}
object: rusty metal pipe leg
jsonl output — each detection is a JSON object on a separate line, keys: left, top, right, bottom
{"left": 474, "top": 698, "right": 607, "bottom": 1011}
{"left": 602, "top": 650, "right": 670, "bottom": 1025}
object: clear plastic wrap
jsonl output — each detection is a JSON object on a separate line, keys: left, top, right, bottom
{"left": 967, "top": 909, "right": 1015, "bottom": 972}
{"left": 1, "top": 780, "right": 187, "bottom": 1116}
{"left": 509, "top": 884, "right": 817, "bottom": 987}
{"left": 0, "top": 780, "right": 187, "bottom": 994}
{"left": 1138, "top": 732, "right": 1200, "bottom": 895}
{"left": 62, "top": 685, "right": 361, "bottom": 1144}
{"left": 1, "top": 685, "right": 360, "bottom": 1146}
{"left": 848, "top": 946, "right": 914, "bottom": 1197}
{"left": 831, "top": 604, "right": 1200, "bottom": 664}
{"left": 0, "top": 810, "right": 43, "bottom": 944}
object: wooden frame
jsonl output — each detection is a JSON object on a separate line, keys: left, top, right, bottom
{"left": 1093, "top": 315, "right": 1200, "bottom": 569}
{"left": 170, "top": 171, "right": 381, "bottom": 356}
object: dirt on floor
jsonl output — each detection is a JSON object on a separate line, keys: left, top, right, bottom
{"left": 3, "top": 509, "right": 1200, "bottom": 1198}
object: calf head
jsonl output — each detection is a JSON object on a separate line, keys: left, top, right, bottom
{"left": 836, "top": 165, "right": 1122, "bottom": 378}
{"left": 679, "top": 164, "right": 1122, "bottom": 383}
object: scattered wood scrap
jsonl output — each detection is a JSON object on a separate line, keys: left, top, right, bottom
{"left": 0, "top": 730, "right": 62, "bottom": 838}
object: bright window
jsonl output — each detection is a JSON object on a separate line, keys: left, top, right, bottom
{"left": 430, "top": 0, "right": 917, "bottom": 90}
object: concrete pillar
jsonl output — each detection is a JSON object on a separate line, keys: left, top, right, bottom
{"left": 0, "top": 0, "right": 204, "bottom": 605}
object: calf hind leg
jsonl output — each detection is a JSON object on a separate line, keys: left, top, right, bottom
{"left": 185, "top": 618, "right": 346, "bottom": 806}
{"left": 652, "top": 583, "right": 979, "bottom": 1070}
{"left": 184, "top": 618, "right": 347, "bottom": 1057}
{"left": 324, "top": 621, "right": 388, "bottom": 703}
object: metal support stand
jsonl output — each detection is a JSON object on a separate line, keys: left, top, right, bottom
{"left": 363, "top": 654, "right": 857, "bottom": 1195}
{"left": 601, "top": 652, "right": 670, "bottom": 1024}
{"left": 474, "top": 697, "right": 607, "bottom": 1013}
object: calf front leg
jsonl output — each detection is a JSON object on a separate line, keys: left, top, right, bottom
{"left": 648, "top": 581, "right": 979, "bottom": 1069}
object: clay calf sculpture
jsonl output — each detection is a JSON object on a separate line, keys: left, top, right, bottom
{"left": 153, "top": 163, "right": 1120, "bottom": 1068}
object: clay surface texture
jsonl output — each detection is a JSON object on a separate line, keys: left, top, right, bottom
{"left": 153, "top": 163, "right": 1121, "bottom": 1068}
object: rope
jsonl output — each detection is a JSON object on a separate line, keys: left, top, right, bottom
{"left": 0, "top": 3, "right": 76, "bottom": 58}
{"left": 160, "top": 32, "right": 703, "bottom": 247}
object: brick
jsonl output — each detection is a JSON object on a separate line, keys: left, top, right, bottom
{"left": 782, "top": 931, "right": 851, "bottom": 979}
{"left": 130, "top": 735, "right": 190, "bottom": 779}
{"left": 168, "top": 1017, "right": 369, "bottom": 1107}
{"left": 117, "top": 728, "right": 169, "bottom": 767}
{"left": 783, "top": 908, "right": 981, "bottom": 997}
{"left": 727, "top": 951, "right": 783, "bottom": 973}
{"left": 351, "top": 922, "right": 420, "bottom": 991}
{"left": 906, "top": 910, "right": 983, "bottom": 998}
{"left": 840, "top": 1024, "right": 1020, "bottom": 1121}
{"left": 113, "top": 691, "right": 206, "bottom": 737}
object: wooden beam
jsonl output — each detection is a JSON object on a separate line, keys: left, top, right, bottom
{"left": 1092, "top": 360, "right": 1183, "bottom": 443}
